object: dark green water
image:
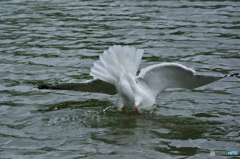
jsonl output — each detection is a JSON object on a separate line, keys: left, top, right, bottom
{"left": 0, "top": 0, "right": 240, "bottom": 158}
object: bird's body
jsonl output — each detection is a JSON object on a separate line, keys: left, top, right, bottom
{"left": 117, "top": 73, "right": 155, "bottom": 112}
{"left": 90, "top": 45, "right": 155, "bottom": 112}
{"left": 38, "top": 45, "right": 239, "bottom": 114}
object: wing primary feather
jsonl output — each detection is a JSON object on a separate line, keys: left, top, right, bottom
{"left": 138, "top": 63, "right": 225, "bottom": 98}
{"left": 37, "top": 79, "right": 117, "bottom": 95}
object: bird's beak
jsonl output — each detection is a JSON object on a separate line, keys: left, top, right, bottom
{"left": 135, "top": 105, "right": 143, "bottom": 114}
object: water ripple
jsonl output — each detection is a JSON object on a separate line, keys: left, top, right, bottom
{"left": 0, "top": 0, "right": 240, "bottom": 158}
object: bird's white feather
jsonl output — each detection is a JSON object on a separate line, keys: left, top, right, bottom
{"left": 90, "top": 45, "right": 143, "bottom": 86}
{"left": 138, "top": 62, "right": 223, "bottom": 98}
{"left": 90, "top": 45, "right": 146, "bottom": 110}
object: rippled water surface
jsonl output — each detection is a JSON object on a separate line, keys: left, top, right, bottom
{"left": 1, "top": 0, "right": 240, "bottom": 158}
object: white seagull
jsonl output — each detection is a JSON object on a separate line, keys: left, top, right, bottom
{"left": 38, "top": 45, "right": 239, "bottom": 114}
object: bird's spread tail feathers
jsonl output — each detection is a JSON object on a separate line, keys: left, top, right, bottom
{"left": 90, "top": 45, "right": 144, "bottom": 86}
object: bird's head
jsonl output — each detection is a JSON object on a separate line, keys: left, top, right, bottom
{"left": 134, "top": 96, "right": 144, "bottom": 114}
{"left": 134, "top": 92, "right": 155, "bottom": 114}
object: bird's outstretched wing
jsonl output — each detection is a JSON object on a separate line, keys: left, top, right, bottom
{"left": 38, "top": 79, "right": 117, "bottom": 95}
{"left": 137, "top": 62, "right": 238, "bottom": 98}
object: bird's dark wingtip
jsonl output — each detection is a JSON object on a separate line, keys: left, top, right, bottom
{"left": 224, "top": 73, "right": 240, "bottom": 77}
{"left": 37, "top": 85, "right": 51, "bottom": 89}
